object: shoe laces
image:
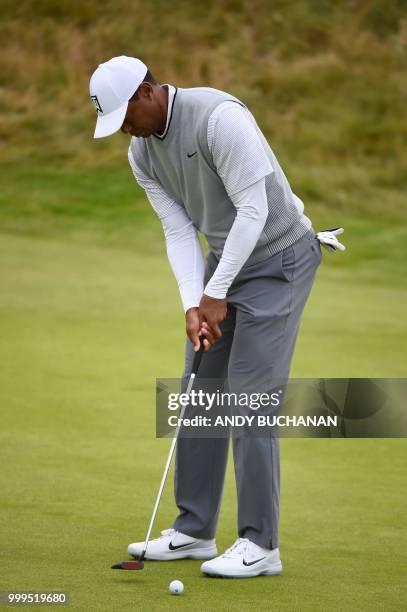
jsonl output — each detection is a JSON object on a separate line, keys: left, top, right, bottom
{"left": 223, "top": 538, "right": 251, "bottom": 558}
{"left": 160, "top": 528, "right": 176, "bottom": 538}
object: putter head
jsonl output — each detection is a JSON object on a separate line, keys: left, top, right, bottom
{"left": 111, "top": 560, "right": 144, "bottom": 570}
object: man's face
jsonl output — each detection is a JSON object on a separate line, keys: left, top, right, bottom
{"left": 120, "top": 83, "right": 159, "bottom": 138}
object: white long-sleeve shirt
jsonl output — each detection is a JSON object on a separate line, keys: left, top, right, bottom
{"left": 129, "top": 84, "right": 306, "bottom": 311}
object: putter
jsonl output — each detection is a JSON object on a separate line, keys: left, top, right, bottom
{"left": 112, "top": 336, "right": 205, "bottom": 570}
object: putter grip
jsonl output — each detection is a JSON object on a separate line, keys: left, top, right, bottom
{"left": 191, "top": 336, "right": 205, "bottom": 375}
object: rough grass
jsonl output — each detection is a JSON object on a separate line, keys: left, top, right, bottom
{"left": 1, "top": 1, "right": 406, "bottom": 221}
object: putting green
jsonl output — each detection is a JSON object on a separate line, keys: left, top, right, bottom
{"left": 0, "top": 226, "right": 406, "bottom": 610}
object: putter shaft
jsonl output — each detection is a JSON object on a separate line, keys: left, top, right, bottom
{"left": 111, "top": 338, "right": 205, "bottom": 570}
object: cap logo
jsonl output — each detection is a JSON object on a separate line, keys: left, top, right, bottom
{"left": 91, "top": 95, "right": 103, "bottom": 115}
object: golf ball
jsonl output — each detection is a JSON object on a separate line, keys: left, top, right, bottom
{"left": 169, "top": 580, "right": 184, "bottom": 595}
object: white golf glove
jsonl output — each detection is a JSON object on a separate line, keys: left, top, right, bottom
{"left": 316, "top": 227, "right": 346, "bottom": 253}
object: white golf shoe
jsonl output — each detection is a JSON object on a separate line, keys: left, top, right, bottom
{"left": 200, "top": 538, "right": 283, "bottom": 578}
{"left": 128, "top": 528, "right": 217, "bottom": 561}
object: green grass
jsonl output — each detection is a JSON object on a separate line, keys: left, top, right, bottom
{"left": 0, "top": 176, "right": 406, "bottom": 609}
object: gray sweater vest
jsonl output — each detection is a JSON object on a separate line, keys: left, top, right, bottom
{"left": 130, "top": 87, "right": 310, "bottom": 264}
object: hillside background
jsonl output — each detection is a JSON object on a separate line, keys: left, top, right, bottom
{"left": 1, "top": 0, "right": 406, "bottom": 225}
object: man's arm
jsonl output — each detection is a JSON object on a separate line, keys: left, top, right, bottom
{"left": 128, "top": 148, "right": 208, "bottom": 350}
{"left": 204, "top": 177, "right": 268, "bottom": 298}
{"left": 199, "top": 103, "right": 273, "bottom": 332}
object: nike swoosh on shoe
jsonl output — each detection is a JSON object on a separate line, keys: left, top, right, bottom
{"left": 242, "top": 557, "right": 266, "bottom": 566}
{"left": 168, "top": 541, "right": 196, "bottom": 551}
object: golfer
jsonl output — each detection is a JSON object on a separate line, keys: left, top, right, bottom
{"left": 89, "top": 56, "right": 344, "bottom": 578}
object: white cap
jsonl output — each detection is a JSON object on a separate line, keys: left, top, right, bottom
{"left": 89, "top": 56, "right": 148, "bottom": 138}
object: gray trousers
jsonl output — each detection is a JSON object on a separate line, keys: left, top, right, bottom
{"left": 173, "top": 229, "right": 322, "bottom": 549}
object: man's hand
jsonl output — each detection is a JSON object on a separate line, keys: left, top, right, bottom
{"left": 316, "top": 227, "right": 346, "bottom": 253}
{"left": 185, "top": 295, "right": 227, "bottom": 351}
{"left": 186, "top": 307, "right": 201, "bottom": 351}
{"left": 199, "top": 294, "right": 227, "bottom": 347}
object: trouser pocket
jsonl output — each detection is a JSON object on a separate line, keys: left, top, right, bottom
{"left": 311, "top": 234, "right": 323, "bottom": 264}
{"left": 280, "top": 245, "right": 296, "bottom": 282}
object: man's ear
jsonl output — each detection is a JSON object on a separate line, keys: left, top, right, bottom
{"left": 139, "top": 82, "right": 153, "bottom": 100}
